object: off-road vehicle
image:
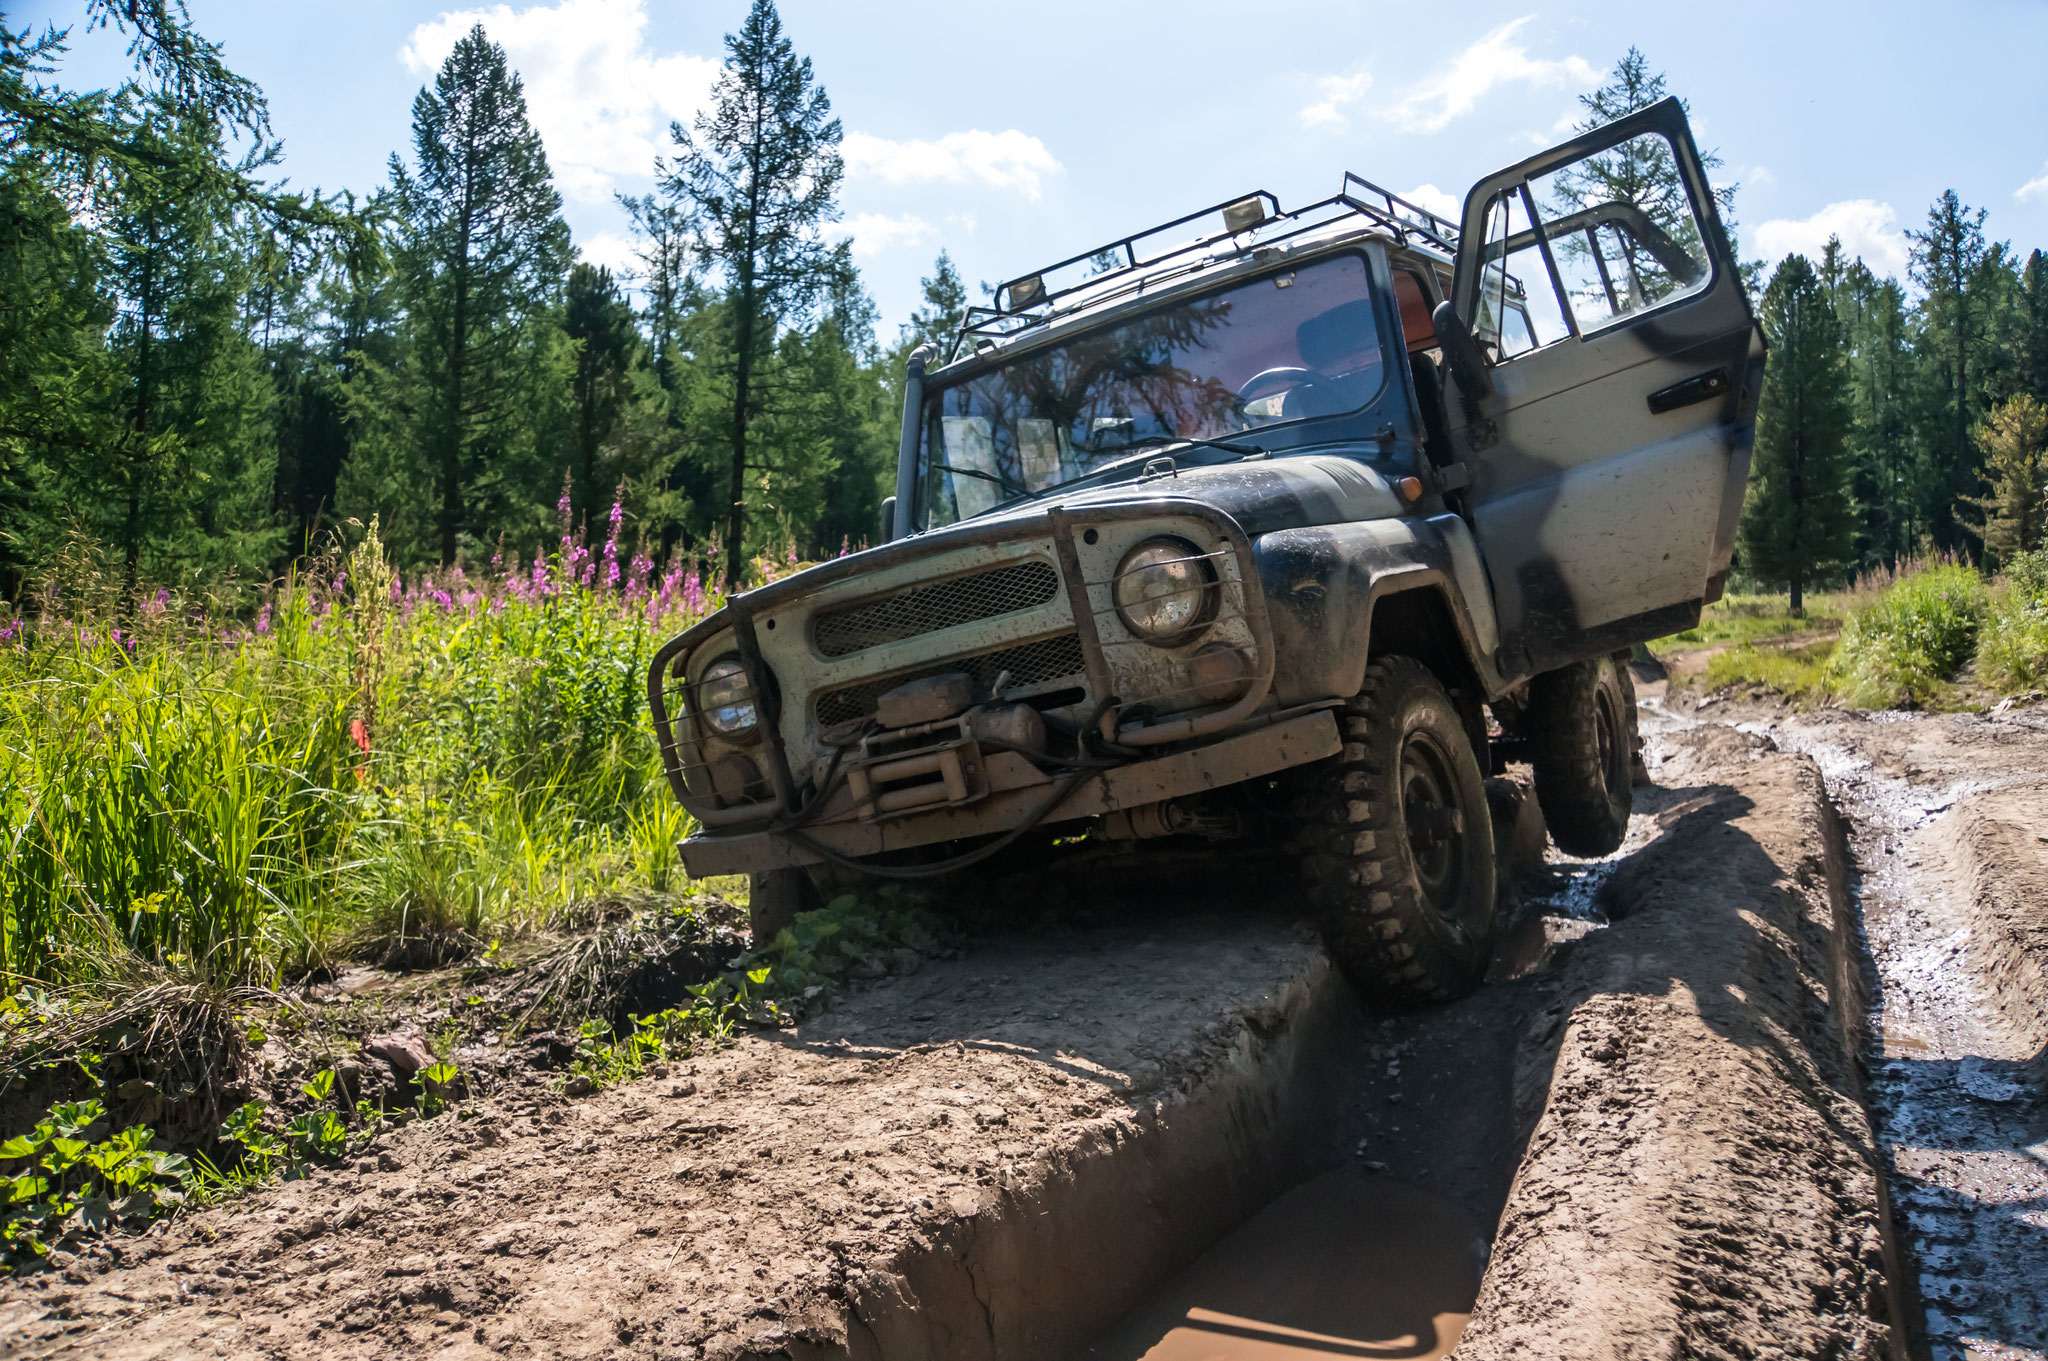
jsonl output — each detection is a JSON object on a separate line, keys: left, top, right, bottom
{"left": 648, "top": 99, "right": 1764, "bottom": 1001}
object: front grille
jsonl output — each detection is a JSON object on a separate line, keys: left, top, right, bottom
{"left": 815, "top": 633, "right": 1087, "bottom": 728}
{"left": 812, "top": 561, "right": 1061, "bottom": 657}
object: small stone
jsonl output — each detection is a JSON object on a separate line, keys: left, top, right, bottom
{"left": 433, "top": 1310, "right": 463, "bottom": 1326}
{"left": 564, "top": 1075, "right": 594, "bottom": 1097}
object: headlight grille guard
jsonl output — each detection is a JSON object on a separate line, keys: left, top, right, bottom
{"left": 1047, "top": 499, "right": 1276, "bottom": 747}
{"left": 647, "top": 499, "right": 1275, "bottom": 830}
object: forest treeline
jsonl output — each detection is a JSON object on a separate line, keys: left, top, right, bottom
{"left": 3, "top": 3, "right": 2044, "bottom": 612}
{"left": 0, "top": 0, "right": 968, "bottom": 601}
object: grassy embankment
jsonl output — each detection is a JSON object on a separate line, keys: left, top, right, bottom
{"left": 1659, "top": 551, "right": 2048, "bottom": 708}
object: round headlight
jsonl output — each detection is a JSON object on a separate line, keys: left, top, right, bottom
{"left": 1113, "top": 537, "right": 1219, "bottom": 645}
{"left": 695, "top": 655, "right": 759, "bottom": 738}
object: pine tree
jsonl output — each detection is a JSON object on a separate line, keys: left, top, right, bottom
{"left": 75, "top": 92, "right": 281, "bottom": 599}
{"left": 1560, "top": 47, "right": 1753, "bottom": 290}
{"left": 2021, "top": 250, "right": 2048, "bottom": 405}
{"left": 375, "top": 26, "right": 572, "bottom": 566}
{"left": 1740, "top": 255, "right": 1856, "bottom": 615}
{"left": 1962, "top": 395, "right": 2048, "bottom": 566}
{"left": 1908, "top": 190, "right": 1993, "bottom": 546}
{"left": 659, "top": 0, "right": 844, "bottom": 589}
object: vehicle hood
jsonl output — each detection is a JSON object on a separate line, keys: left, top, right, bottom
{"left": 958, "top": 451, "right": 1407, "bottom": 541}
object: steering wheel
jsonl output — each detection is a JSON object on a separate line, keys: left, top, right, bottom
{"left": 1237, "top": 366, "right": 1316, "bottom": 404}
{"left": 1235, "top": 366, "right": 1317, "bottom": 426}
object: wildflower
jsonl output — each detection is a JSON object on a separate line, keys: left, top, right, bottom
{"left": 432, "top": 589, "right": 453, "bottom": 610}
{"left": 350, "top": 718, "right": 372, "bottom": 753}
{"left": 255, "top": 603, "right": 272, "bottom": 635}
{"left": 839, "top": 535, "right": 850, "bottom": 558}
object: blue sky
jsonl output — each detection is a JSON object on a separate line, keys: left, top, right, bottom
{"left": 25, "top": 0, "right": 2048, "bottom": 335}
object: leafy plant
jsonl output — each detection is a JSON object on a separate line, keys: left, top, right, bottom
{"left": 2, "top": 1099, "right": 193, "bottom": 1266}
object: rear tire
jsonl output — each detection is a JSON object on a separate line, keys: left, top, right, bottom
{"left": 1298, "top": 656, "right": 1498, "bottom": 1004}
{"left": 1529, "top": 655, "right": 1634, "bottom": 856}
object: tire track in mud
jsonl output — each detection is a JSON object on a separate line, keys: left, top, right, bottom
{"left": 1727, "top": 707, "right": 2048, "bottom": 1361}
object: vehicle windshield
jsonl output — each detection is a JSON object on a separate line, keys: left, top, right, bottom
{"left": 917, "top": 253, "right": 1386, "bottom": 527}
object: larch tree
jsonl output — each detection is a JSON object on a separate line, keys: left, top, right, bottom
{"left": 659, "top": 0, "right": 844, "bottom": 590}
{"left": 1740, "top": 254, "right": 1856, "bottom": 616}
{"left": 1963, "top": 394, "right": 2048, "bottom": 566}
{"left": 381, "top": 25, "right": 571, "bottom": 566}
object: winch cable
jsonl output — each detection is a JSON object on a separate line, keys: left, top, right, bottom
{"left": 778, "top": 698, "right": 1125, "bottom": 881}
{"left": 782, "top": 765, "right": 1097, "bottom": 881}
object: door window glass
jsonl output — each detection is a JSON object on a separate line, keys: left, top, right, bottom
{"left": 1474, "top": 189, "right": 1566, "bottom": 359}
{"left": 1526, "top": 131, "right": 1711, "bottom": 330}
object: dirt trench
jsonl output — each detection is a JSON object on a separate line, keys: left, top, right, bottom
{"left": 1696, "top": 698, "right": 2048, "bottom": 1360}
{"left": 0, "top": 719, "right": 1923, "bottom": 1361}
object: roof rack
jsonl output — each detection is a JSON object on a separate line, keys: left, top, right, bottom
{"left": 949, "top": 173, "right": 1463, "bottom": 362}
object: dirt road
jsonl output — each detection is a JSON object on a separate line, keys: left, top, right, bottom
{"left": 4, "top": 693, "right": 2047, "bottom": 1360}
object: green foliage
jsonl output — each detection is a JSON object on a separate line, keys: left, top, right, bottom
{"left": 1961, "top": 395, "right": 2048, "bottom": 566}
{"left": 1741, "top": 254, "right": 1858, "bottom": 614}
{"left": 1, "top": 516, "right": 716, "bottom": 990}
{"left": 1828, "top": 563, "right": 1988, "bottom": 707}
{"left": 660, "top": 0, "right": 849, "bottom": 587}
{"left": 1980, "top": 550, "right": 2048, "bottom": 693}
{"left": 1698, "top": 641, "right": 1836, "bottom": 704}
{"left": 1, "top": 1098, "right": 193, "bottom": 1266}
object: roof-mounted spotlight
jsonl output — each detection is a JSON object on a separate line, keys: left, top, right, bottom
{"left": 1222, "top": 197, "right": 1270, "bottom": 235}
{"left": 1002, "top": 273, "right": 1046, "bottom": 313}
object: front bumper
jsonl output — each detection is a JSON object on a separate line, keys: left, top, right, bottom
{"left": 676, "top": 707, "right": 1339, "bottom": 877}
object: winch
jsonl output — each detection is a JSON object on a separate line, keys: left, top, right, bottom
{"left": 844, "top": 671, "right": 1050, "bottom": 821}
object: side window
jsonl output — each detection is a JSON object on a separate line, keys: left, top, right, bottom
{"left": 1528, "top": 131, "right": 1711, "bottom": 328}
{"left": 1473, "top": 190, "right": 1566, "bottom": 359}
{"left": 1472, "top": 129, "right": 1714, "bottom": 354}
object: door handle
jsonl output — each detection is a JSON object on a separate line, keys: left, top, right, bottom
{"left": 1647, "top": 368, "right": 1730, "bottom": 415}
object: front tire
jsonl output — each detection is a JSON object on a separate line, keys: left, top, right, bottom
{"left": 1529, "top": 655, "right": 1634, "bottom": 856}
{"left": 1299, "top": 656, "right": 1498, "bottom": 1004}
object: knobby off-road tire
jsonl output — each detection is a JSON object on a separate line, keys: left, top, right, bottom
{"left": 1529, "top": 654, "right": 1634, "bottom": 857}
{"left": 1300, "top": 656, "right": 1498, "bottom": 1004}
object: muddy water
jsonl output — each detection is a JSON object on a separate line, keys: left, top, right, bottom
{"left": 1738, "top": 714, "right": 2048, "bottom": 1361}
{"left": 1081, "top": 1172, "right": 1486, "bottom": 1361}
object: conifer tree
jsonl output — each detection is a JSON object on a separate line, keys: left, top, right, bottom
{"left": 1740, "top": 255, "right": 1856, "bottom": 615}
{"left": 1908, "top": 191, "right": 1993, "bottom": 543}
{"left": 2021, "top": 250, "right": 2048, "bottom": 405}
{"left": 371, "top": 26, "right": 572, "bottom": 566}
{"left": 1962, "top": 394, "right": 2048, "bottom": 566}
{"left": 659, "top": 0, "right": 844, "bottom": 589}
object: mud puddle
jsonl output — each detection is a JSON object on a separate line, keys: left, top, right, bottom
{"left": 1734, "top": 711, "right": 2048, "bottom": 1360}
{"left": 1081, "top": 1172, "right": 1485, "bottom": 1360}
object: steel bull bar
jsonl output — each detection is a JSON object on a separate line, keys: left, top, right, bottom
{"left": 649, "top": 499, "right": 1342, "bottom": 875}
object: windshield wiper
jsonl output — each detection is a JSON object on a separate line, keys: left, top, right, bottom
{"left": 930, "top": 461, "right": 1028, "bottom": 495}
{"left": 990, "top": 436, "right": 1261, "bottom": 513}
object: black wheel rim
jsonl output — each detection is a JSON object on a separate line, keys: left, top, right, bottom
{"left": 1400, "top": 728, "right": 1468, "bottom": 935}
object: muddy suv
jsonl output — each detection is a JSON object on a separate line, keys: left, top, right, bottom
{"left": 649, "top": 99, "right": 1764, "bottom": 1002}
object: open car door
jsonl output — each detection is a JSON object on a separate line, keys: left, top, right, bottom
{"left": 1443, "top": 96, "right": 1765, "bottom": 680}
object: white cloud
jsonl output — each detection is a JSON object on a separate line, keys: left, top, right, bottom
{"left": 1397, "top": 183, "right": 1461, "bottom": 223}
{"left": 1299, "top": 69, "right": 1371, "bottom": 131}
{"left": 577, "top": 231, "right": 640, "bottom": 276}
{"left": 1755, "top": 200, "right": 1911, "bottom": 277}
{"left": 2017, "top": 162, "right": 2048, "bottom": 202}
{"left": 835, "top": 212, "right": 935, "bottom": 258}
{"left": 842, "top": 130, "right": 1061, "bottom": 199}
{"left": 401, "top": 0, "right": 717, "bottom": 204}
{"left": 1387, "top": 18, "right": 1599, "bottom": 134}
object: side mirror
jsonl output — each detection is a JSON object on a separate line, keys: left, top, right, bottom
{"left": 878, "top": 496, "right": 897, "bottom": 545}
{"left": 1431, "top": 301, "right": 1494, "bottom": 403}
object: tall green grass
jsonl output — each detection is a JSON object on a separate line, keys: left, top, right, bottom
{"left": 1979, "top": 550, "right": 2048, "bottom": 694}
{"left": 1, "top": 510, "right": 725, "bottom": 991}
{"left": 1827, "top": 562, "right": 1988, "bottom": 707}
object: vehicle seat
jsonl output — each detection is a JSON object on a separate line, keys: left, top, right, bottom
{"left": 1408, "top": 350, "right": 1453, "bottom": 466}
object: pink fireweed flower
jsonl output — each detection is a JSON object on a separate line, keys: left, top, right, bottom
{"left": 255, "top": 603, "right": 272, "bottom": 635}
{"left": 432, "top": 589, "right": 453, "bottom": 610}
{"left": 839, "top": 535, "right": 850, "bottom": 558}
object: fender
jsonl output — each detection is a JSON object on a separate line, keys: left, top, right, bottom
{"left": 1254, "top": 512, "right": 1507, "bottom": 705}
